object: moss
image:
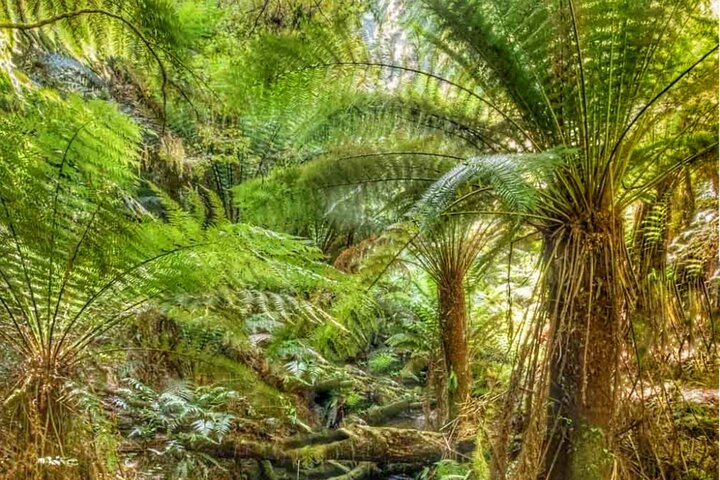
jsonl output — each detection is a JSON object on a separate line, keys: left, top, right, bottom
{"left": 571, "top": 424, "right": 613, "bottom": 480}
{"left": 289, "top": 444, "right": 328, "bottom": 465}
{"left": 473, "top": 431, "right": 490, "bottom": 480}
{"left": 673, "top": 402, "right": 717, "bottom": 437}
{"left": 433, "top": 459, "right": 472, "bottom": 477}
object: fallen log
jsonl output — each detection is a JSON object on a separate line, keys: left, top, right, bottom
{"left": 362, "top": 399, "right": 422, "bottom": 426}
{"left": 120, "top": 425, "right": 474, "bottom": 472}
{"left": 282, "top": 428, "right": 350, "bottom": 449}
{"left": 311, "top": 376, "right": 355, "bottom": 392}
{"left": 211, "top": 425, "right": 475, "bottom": 465}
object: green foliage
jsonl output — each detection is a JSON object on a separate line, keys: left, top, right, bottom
{"left": 113, "top": 379, "right": 238, "bottom": 443}
{"left": 233, "top": 166, "right": 328, "bottom": 239}
{"left": 382, "top": 284, "right": 440, "bottom": 377}
{"left": 110, "top": 378, "right": 239, "bottom": 479}
{"left": 0, "top": 1, "right": 717, "bottom": 478}
{"left": 0, "top": 87, "right": 368, "bottom": 478}
{"left": 367, "top": 351, "right": 399, "bottom": 374}
{"left": 0, "top": 0, "right": 220, "bottom": 113}
{"left": 420, "top": 459, "right": 473, "bottom": 479}
{"left": 0, "top": 92, "right": 143, "bottom": 377}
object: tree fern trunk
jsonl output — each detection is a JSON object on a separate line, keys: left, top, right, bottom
{"left": 437, "top": 272, "right": 472, "bottom": 420}
{"left": 543, "top": 213, "right": 624, "bottom": 480}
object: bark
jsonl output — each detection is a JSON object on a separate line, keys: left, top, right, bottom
{"left": 427, "top": 355, "right": 447, "bottom": 429}
{"left": 543, "top": 213, "right": 624, "bottom": 480}
{"left": 437, "top": 271, "right": 472, "bottom": 420}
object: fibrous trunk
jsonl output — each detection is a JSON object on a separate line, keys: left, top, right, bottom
{"left": 437, "top": 271, "right": 472, "bottom": 420}
{"left": 543, "top": 212, "right": 625, "bottom": 480}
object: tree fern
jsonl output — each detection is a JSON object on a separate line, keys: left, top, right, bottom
{"left": 229, "top": 1, "right": 717, "bottom": 477}
{"left": 0, "top": 0, "right": 219, "bottom": 129}
{"left": 0, "top": 89, "right": 364, "bottom": 466}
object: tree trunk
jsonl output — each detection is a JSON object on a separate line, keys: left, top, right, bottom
{"left": 437, "top": 271, "right": 472, "bottom": 420}
{"left": 543, "top": 213, "right": 625, "bottom": 480}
